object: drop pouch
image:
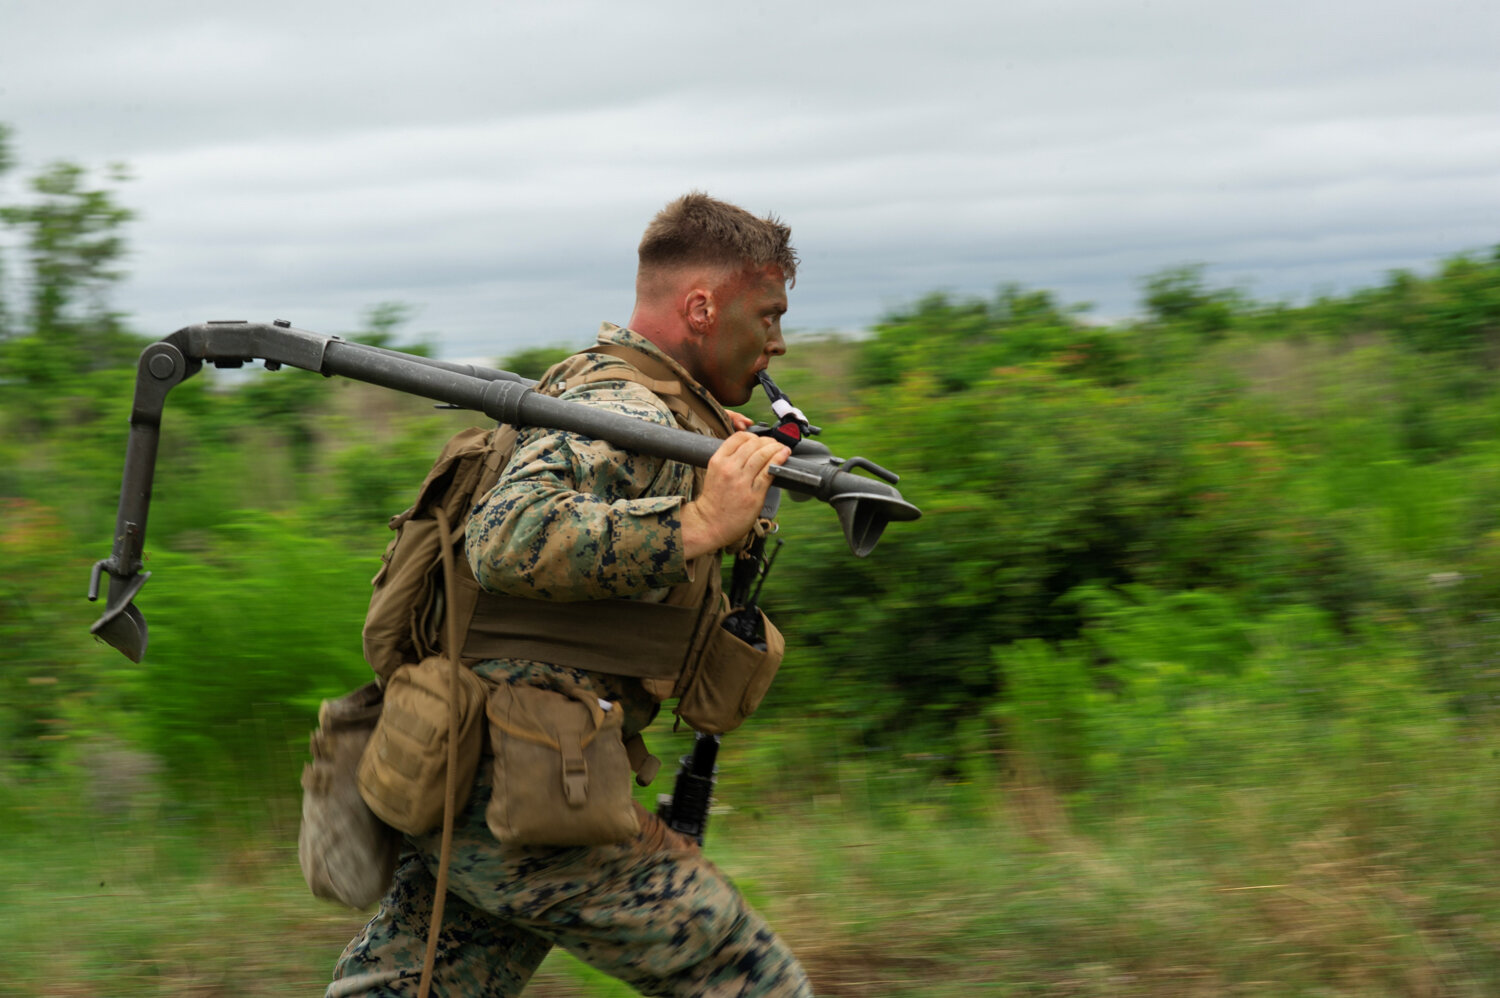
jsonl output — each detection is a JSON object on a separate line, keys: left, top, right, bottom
{"left": 357, "top": 655, "right": 489, "bottom": 836}
{"left": 299, "top": 681, "right": 399, "bottom": 908}
{"left": 485, "top": 683, "right": 640, "bottom": 846}
{"left": 674, "top": 604, "right": 785, "bottom": 736}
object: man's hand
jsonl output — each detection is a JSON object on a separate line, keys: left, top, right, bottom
{"left": 680, "top": 431, "right": 790, "bottom": 559}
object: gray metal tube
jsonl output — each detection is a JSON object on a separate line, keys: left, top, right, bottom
{"left": 88, "top": 321, "right": 920, "bottom": 662}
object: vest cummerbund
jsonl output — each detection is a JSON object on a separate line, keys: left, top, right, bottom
{"left": 462, "top": 589, "right": 697, "bottom": 679}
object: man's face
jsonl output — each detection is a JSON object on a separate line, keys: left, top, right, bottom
{"left": 689, "top": 265, "right": 788, "bottom": 407}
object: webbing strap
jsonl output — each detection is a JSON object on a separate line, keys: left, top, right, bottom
{"left": 583, "top": 341, "right": 734, "bottom": 439}
{"left": 419, "top": 509, "right": 464, "bottom": 998}
{"left": 549, "top": 364, "right": 678, "bottom": 399}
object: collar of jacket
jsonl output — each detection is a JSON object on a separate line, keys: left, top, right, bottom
{"left": 595, "top": 322, "right": 737, "bottom": 437}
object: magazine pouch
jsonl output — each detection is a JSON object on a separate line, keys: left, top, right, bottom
{"left": 357, "top": 655, "right": 488, "bottom": 835}
{"left": 673, "top": 599, "right": 785, "bottom": 736}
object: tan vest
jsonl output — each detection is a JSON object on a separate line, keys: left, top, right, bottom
{"left": 452, "top": 342, "right": 735, "bottom": 698}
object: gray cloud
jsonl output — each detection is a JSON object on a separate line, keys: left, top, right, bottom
{"left": 2, "top": 0, "right": 1496, "bottom": 360}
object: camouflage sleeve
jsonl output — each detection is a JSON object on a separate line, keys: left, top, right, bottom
{"left": 465, "top": 377, "right": 696, "bottom": 602}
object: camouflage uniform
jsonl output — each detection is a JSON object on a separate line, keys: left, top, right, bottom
{"left": 328, "top": 324, "right": 811, "bottom": 997}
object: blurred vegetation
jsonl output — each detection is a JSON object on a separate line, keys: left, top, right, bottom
{"left": 5, "top": 122, "right": 1500, "bottom": 993}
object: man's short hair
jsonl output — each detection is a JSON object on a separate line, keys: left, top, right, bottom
{"left": 638, "top": 192, "right": 798, "bottom": 286}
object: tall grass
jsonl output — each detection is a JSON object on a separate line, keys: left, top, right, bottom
{"left": 11, "top": 715, "right": 1498, "bottom": 998}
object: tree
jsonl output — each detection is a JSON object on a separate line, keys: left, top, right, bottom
{"left": 501, "top": 344, "right": 574, "bottom": 379}
{"left": 0, "top": 146, "right": 139, "bottom": 383}
{"left": 1385, "top": 248, "right": 1500, "bottom": 362}
{"left": 1141, "top": 265, "right": 1239, "bottom": 338}
{"left": 348, "top": 301, "right": 433, "bottom": 357}
{"left": 0, "top": 124, "right": 12, "bottom": 340}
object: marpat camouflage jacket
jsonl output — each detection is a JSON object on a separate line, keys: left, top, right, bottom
{"left": 464, "top": 322, "right": 732, "bottom": 734}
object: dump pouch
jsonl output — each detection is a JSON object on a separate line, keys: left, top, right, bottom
{"left": 298, "top": 681, "right": 399, "bottom": 908}
{"left": 485, "top": 683, "right": 639, "bottom": 846}
{"left": 357, "top": 656, "right": 489, "bottom": 835}
{"left": 364, "top": 518, "right": 443, "bottom": 680}
{"left": 673, "top": 599, "right": 786, "bottom": 736}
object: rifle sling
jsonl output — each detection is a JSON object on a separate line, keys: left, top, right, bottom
{"left": 462, "top": 589, "right": 695, "bottom": 679}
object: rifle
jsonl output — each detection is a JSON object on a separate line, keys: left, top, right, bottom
{"left": 657, "top": 732, "right": 720, "bottom": 846}
{"left": 87, "top": 321, "right": 920, "bottom": 663}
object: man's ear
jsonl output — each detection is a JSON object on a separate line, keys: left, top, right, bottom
{"left": 684, "top": 286, "right": 716, "bottom": 337}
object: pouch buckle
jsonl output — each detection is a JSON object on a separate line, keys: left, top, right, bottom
{"left": 561, "top": 741, "right": 589, "bottom": 806}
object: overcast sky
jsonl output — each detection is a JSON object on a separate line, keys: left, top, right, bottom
{"left": 2, "top": 0, "right": 1496, "bottom": 362}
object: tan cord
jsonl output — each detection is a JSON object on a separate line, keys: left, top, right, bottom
{"left": 419, "top": 508, "right": 464, "bottom": 998}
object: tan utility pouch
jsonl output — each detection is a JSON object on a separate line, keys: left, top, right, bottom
{"left": 357, "top": 656, "right": 489, "bottom": 835}
{"left": 299, "top": 681, "right": 399, "bottom": 909}
{"left": 672, "top": 599, "right": 785, "bottom": 736}
{"left": 485, "top": 683, "right": 640, "bottom": 846}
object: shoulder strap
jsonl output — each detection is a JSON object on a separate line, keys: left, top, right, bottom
{"left": 576, "top": 342, "right": 734, "bottom": 440}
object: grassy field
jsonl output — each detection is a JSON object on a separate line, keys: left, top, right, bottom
{"left": 7, "top": 722, "right": 1500, "bottom": 997}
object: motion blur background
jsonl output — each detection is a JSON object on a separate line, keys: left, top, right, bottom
{"left": 3, "top": 2, "right": 1499, "bottom": 994}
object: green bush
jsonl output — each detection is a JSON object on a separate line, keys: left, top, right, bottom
{"left": 112, "top": 510, "right": 374, "bottom": 788}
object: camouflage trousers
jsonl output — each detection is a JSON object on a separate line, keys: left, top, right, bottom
{"left": 327, "top": 767, "right": 811, "bottom": 997}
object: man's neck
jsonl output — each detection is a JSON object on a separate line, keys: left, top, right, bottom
{"left": 624, "top": 306, "right": 692, "bottom": 369}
